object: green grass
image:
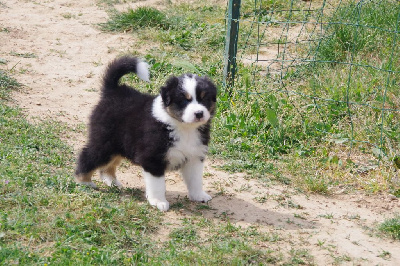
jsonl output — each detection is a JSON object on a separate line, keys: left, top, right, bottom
{"left": 379, "top": 215, "right": 400, "bottom": 240}
{"left": 100, "top": 7, "right": 170, "bottom": 32}
{"left": 317, "top": 0, "right": 400, "bottom": 62}
{"left": 0, "top": 70, "right": 20, "bottom": 99}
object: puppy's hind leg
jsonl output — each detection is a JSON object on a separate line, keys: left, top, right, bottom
{"left": 75, "top": 146, "right": 109, "bottom": 189}
{"left": 75, "top": 170, "right": 97, "bottom": 189}
{"left": 100, "top": 156, "right": 123, "bottom": 188}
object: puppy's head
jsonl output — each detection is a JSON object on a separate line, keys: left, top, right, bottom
{"left": 161, "top": 74, "right": 217, "bottom": 125}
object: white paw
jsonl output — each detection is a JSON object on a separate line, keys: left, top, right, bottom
{"left": 77, "top": 181, "right": 98, "bottom": 189}
{"left": 101, "top": 175, "right": 113, "bottom": 186}
{"left": 189, "top": 191, "right": 212, "bottom": 202}
{"left": 113, "top": 179, "right": 123, "bottom": 189}
{"left": 147, "top": 198, "right": 170, "bottom": 212}
{"left": 101, "top": 174, "right": 123, "bottom": 189}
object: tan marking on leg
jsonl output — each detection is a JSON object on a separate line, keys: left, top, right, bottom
{"left": 75, "top": 170, "right": 94, "bottom": 183}
{"left": 100, "top": 156, "right": 123, "bottom": 188}
{"left": 75, "top": 171, "right": 97, "bottom": 188}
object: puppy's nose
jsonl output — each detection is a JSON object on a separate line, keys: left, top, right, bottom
{"left": 195, "top": 111, "right": 204, "bottom": 119}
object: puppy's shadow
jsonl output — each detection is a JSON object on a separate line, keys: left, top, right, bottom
{"left": 166, "top": 190, "right": 319, "bottom": 230}
{"left": 97, "top": 186, "right": 318, "bottom": 230}
{"left": 96, "top": 185, "right": 146, "bottom": 201}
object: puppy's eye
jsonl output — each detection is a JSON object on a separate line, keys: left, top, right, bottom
{"left": 183, "top": 92, "right": 192, "bottom": 101}
{"left": 199, "top": 91, "right": 206, "bottom": 100}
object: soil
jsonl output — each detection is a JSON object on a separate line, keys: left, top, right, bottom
{"left": 1, "top": 0, "right": 399, "bottom": 264}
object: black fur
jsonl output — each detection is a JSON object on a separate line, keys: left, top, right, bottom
{"left": 75, "top": 56, "right": 217, "bottom": 178}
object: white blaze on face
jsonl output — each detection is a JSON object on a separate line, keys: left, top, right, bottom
{"left": 181, "top": 76, "right": 210, "bottom": 124}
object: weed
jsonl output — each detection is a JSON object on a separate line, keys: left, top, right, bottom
{"left": 304, "top": 176, "right": 329, "bottom": 194}
{"left": 287, "top": 200, "right": 304, "bottom": 209}
{"left": 319, "top": 213, "right": 334, "bottom": 219}
{"left": 378, "top": 215, "right": 400, "bottom": 240}
{"left": 378, "top": 250, "right": 392, "bottom": 260}
{"left": 317, "top": 239, "right": 325, "bottom": 247}
{"left": 254, "top": 195, "right": 268, "bottom": 203}
{"left": 0, "top": 70, "right": 20, "bottom": 99}
{"left": 332, "top": 254, "right": 352, "bottom": 264}
{"left": 289, "top": 248, "right": 314, "bottom": 265}
{"left": 346, "top": 214, "right": 361, "bottom": 220}
{"left": 61, "top": 13, "right": 74, "bottom": 19}
{"left": 9, "top": 51, "right": 36, "bottom": 58}
{"left": 196, "top": 204, "right": 212, "bottom": 210}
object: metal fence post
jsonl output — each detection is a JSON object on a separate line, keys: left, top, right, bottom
{"left": 223, "top": 0, "right": 241, "bottom": 92}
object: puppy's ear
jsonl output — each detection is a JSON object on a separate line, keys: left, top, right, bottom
{"left": 161, "top": 76, "right": 179, "bottom": 106}
{"left": 210, "top": 83, "right": 217, "bottom": 102}
{"left": 203, "top": 76, "right": 217, "bottom": 102}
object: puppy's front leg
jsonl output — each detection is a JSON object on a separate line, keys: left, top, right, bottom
{"left": 181, "top": 159, "right": 212, "bottom": 202}
{"left": 143, "top": 171, "right": 169, "bottom": 211}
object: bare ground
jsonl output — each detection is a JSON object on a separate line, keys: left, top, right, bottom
{"left": 1, "top": 0, "right": 400, "bottom": 264}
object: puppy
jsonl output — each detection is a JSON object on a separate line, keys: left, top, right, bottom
{"left": 75, "top": 56, "right": 217, "bottom": 211}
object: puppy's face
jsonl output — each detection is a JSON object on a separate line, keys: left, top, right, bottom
{"left": 161, "top": 74, "right": 217, "bottom": 125}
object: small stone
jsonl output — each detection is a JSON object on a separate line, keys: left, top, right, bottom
{"left": 388, "top": 194, "right": 398, "bottom": 201}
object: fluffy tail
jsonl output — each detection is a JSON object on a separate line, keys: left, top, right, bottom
{"left": 102, "top": 56, "right": 150, "bottom": 90}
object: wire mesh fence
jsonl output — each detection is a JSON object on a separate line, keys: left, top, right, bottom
{"left": 224, "top": 0, "right": 400, "bottom": 165}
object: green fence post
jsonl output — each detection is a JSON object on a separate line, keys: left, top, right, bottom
{"left": 223, "top": 0, "right": 241, "bottom": 92}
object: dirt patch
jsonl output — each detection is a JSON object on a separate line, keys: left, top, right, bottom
{"left": 1, "top": 0, "right": 399, "bottom": 264}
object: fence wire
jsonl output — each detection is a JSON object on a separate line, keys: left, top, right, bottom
{"left": 225, "top": 0, "right": 400, "bottom": 163}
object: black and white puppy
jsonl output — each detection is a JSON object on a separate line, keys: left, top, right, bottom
{"left": 75, "top": 56, "right": 217, "bottom": 211}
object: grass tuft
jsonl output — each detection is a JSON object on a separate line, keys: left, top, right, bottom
{"left": 0, "top": 70, "right": 20, "bottom": 100}
{"left": 100, "top": 7, "right": 170, "bottom": 32}
{"left": 379, "top": 215, "right": 400, "bottom": 240}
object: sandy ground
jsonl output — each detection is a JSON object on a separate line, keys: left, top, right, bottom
{"left": 1, "top": 0, "right": 400, "bottom": 264}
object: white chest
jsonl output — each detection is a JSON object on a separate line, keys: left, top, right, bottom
{"left": 166, "top": 127, "right": 208, "bottom": 171}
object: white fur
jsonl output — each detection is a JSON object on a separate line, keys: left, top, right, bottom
{"left": 182, "top": 75, "right": 197, "bottom": 98}
{"left": 77, "top": 181, "right": 97, "bottom": 189}
{"left": 182, "top": 103, "right": 210, "bottom": 124}
{"left": 100, "top": 173, "right": 123, "bottom": 188}
{"left": 181, "top": 159, "right": 212, "bottom": 202}
{"left": 152, "top": 95, "right": 208, "bottom": 170}
{"left": 166, "top": 125, "right": 208, "bottom": 171}
{"left": 152, "top": 95, "right": 175, "bottom": 125}
{"left": 136, "top": 61, "right": 150, "bottom": 82}
{"left": 143, "top": 171, "right": 169, "bottom": 211}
